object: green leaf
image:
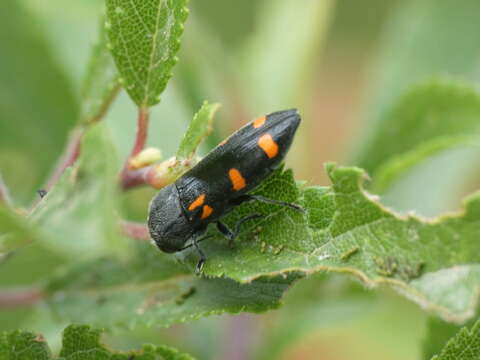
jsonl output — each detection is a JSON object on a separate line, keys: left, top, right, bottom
{"left": 353, "top": 0, "right": 480, "bottom": 215}
{"left": 80, "top": 17, "right": 120, "bottom": 124}
{"left": 0, "top": 206, "right": 39, "bottom": 256}
{"left": 175, "top": 164, "right": 480, "bottom": 323}
{"left": 105, "top": 0, "right": 189, "bottom": 107}
{"left": 28, "top": 124, "right": 123, "bottom": 259}
{"left": 0, "top": 206, "right": 65, "bottom": 286}
{"left": 176, "top": 101, "right": 220, "bottom": 159}
{"left": 0, "top": 1, "right": 78, "bottom": 203}
{"left": 42, "top": 163, "right": 480, "bottom": 327}
{"left": 45, "top": 244, "right": 294, "bottom": 329}
{"left": 357, "top": 79, "right": 480, "bottom": 192}
{"left": 0, "top": 329, "right": 51, "bottom": 360}
{"left": 0, "top": 324, "right": 194, "bottom": 359}
{"left": 431, "top": 320, "right": 480, "bottom": 360}
{"left": 423, "top": 318, "right": 466, "bottom": 360}
{"left": 0, "top": 125, "right": 123, "bottom": 286}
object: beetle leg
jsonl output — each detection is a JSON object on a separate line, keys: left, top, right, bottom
{"left": 180, "top": 234, "right": 213, "bottom": 251}
{"left": 217, "top": 214, "right": 263, "bottom": 247}
{"left": 216, "top": 221, "right": 234, "bottom": 244}
{"left": 193, "top": 235, "right": 207, "bottom": 274}
{"left": 233, "top": 194, "right": 304, "bottom": 212}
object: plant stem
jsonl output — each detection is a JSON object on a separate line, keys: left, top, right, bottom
{"left": 131, "top": 107, "right": 150, "bottom": 159}
{"left": 41, "top": 85, "right": 121, "bottom": 194}
{"left": 0, "top": 172, "right": 12, "bottom": 207}
{"left": 120, "top": 107, "right": 151, "bottom": 189}
{"left": 0, "top": 289, "right": 44, "bottom": 307}
{"left": 121, "top": 165, "right": 154, "bottom": 189}
{"left": 120, "top": 220, "right": 151, "bottom": 241}
{"left": 45, "top": 126, "right": 85, "bottom": 192}
{"left": 88, "top": 83, "right": 122, "bottom": 123}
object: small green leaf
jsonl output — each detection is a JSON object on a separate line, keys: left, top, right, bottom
{"left": 356, "top": 79, "right": 480, "bottom": 192}
{"left": 431, "top": 320, "right": 480, "bottom": 360}
{"left": 0, "top": 324, "right": 194, "bottom": 359}
{"left": 45, "top": 244, "right": 294, "bottom": 329}
{"left": 80, "top": 16, "right": 120, "bottom": 124}
{"left": 177, "top": 101, "right": 220, "bottom": 159}
{"left": 29, "top": 124, "right": 123, "bottom": 259}
{"left": 105, "top": 0, "right": 189, "bottom": 107}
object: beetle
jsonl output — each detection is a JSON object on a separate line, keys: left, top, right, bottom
{"left": 148, "top": 109, "right": 302, "bottom": 273}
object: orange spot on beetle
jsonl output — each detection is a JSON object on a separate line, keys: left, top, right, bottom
{"left": 201, "top": 205, "right": 213, "bottom": 219}
{"left": 228, "top": 168, "right": 246, "bottom": 191}
{"left": 258, "top": 133, "right": 278, "bottom": 158}
{"left": 188, "top": 194, "right": 205, "bottom": 211}
{"left": 253, "top": 116, "right": 266, "bottom": 128}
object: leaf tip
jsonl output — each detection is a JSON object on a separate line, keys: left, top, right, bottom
{"left": 324, "top": 161, "right": 337, "bottom": 175}
{"left": 461, "top": 191, "right": 480, "bottom": 220}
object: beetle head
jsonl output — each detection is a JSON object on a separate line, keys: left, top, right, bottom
{"left": 148, "top": 184, "right": 192, "bottom": 253}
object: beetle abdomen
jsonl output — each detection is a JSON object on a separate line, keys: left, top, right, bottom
{"left": 176, "top": 109, "right": 301, "bottom": 224}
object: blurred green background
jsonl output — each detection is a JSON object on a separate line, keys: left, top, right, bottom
{"left": 2, "top": 0, "right": 480, "bottom": 358}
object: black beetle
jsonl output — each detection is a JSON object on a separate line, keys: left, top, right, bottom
{"left": 148, "top": 109, "right": 302, "bottom": 272}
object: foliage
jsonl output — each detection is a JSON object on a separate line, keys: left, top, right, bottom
{"left": 0, "top": 324, "right": 194, "bottom": 359}
{"left": 105, "top": 0, "right": 189, "bottom": 107}
{"left": 177, "top": 101, "right": 220, "bottom": 160}
{"left": 185, "top": 163, "right": 480, "bottom": 323}
{"left": 80, "top": 17, "right": 120, "bottom": 124}
{"left": 430, "top": 320, "right": 480, "bottom": 360}
{"left": 356, "top": 79, "right": 480, "bottom": 193}
{"left": 1, "top": 0, "right": 480, "bottom": 358}
{"left": 354, "top": 0, "right": 480, "bottom": 216}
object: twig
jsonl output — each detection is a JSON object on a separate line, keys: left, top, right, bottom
{"left": 121, "top": 155, "right": 196, "bottom": 190}
{"left": 130, "top": 107, "right": 150, "bottom": 160}
{"left": 41, "top": 85, "right": 121, "bottom": 193}
{"left": 44, "top": 126, "right": 85, "bottom": 192}
{"left": 120, "top": 220, "right": 151, "bottom": 241}
{"left": 121, "top": 165, "right": 154, "bottom": 190}
{"left": 89, "top": 83, "right": 122, "bottom": 123}
{"left": 0, "top": 172, "right": 12, "bottom": 206}
{"left": 120, "top": 107, "right": 151, "bottom": 188}
{"left": 0, "top": 289, "right": 44, "bottom": 307}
